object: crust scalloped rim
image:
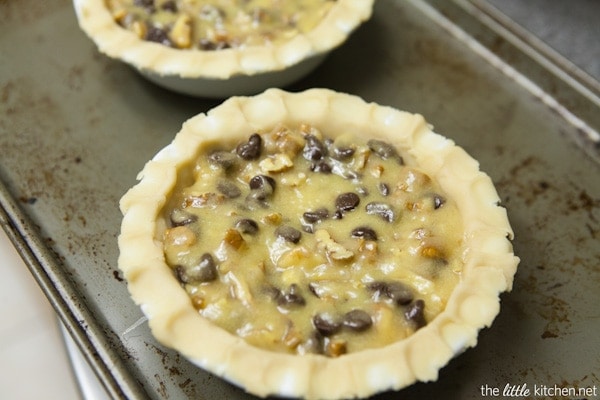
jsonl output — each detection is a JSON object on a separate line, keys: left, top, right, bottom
{"left": 118, "top": 88, "right": 519, "bottom": 399}
{"left": 72, "top": 0, "right": 374, "bottom": 79}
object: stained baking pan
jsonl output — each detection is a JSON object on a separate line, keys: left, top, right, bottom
{"left": 1, "top": 0, "right": 599, "bottom": 399}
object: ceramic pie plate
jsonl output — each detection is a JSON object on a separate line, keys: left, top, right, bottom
{"left": 72, "top": 0, "right": 374, "bottom": 98}
{"left": 118, "top": 88, "right": 519, "bottom": 399}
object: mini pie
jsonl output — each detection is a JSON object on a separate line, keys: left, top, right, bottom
{"left": 118, "top": 88, "right": 519, "bottom": 399}
{"left": 72, "top": 0, "right": 374, "bottom": 96}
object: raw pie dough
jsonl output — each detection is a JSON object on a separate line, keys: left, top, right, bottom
{"left": 119, "top": 88, "right": 519, "bottom": 399}
{"left": 72, "top": 0, "right": 374, "bottom": 79}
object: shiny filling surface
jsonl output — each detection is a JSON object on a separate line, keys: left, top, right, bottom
{"left": 106, "top": 0, "right": 334, "bottom": 50}
{"left": 162, "top": 124, "right": 464, "bottom": 356}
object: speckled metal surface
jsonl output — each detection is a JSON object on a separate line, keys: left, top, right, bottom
{"left": 1, "top": 0, "right": 599, "bottom": 399}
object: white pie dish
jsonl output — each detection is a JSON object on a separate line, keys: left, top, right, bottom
{"left": 72, "top": 0, "right": 374, "bottom": 98}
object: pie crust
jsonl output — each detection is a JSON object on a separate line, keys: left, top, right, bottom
{"left": 118, "top": 88, "right": 519, "bottom": 399}
{"left": 72, "top": 0, "right": 374, "bottom": 97}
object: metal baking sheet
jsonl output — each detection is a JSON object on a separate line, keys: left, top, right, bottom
{"left": 1, "top": 0, "right": 599, "bottom": 399}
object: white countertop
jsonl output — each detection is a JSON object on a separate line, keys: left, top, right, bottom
{"left": 0, "top": 228, "right": 82, "bottom": 399}
{"left": 0, "top": 229, "right": 110, "bottom": 400}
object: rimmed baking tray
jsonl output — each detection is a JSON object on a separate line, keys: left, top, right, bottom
{"left": 1, "top": 0, "right": 599, "bottom": 399}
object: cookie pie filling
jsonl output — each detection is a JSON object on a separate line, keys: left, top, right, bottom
{"left": 162, "top": 124, "right": 464, "bottom": 357}
{"left": 106, "top": 0, "right": 335, "bottom": 50}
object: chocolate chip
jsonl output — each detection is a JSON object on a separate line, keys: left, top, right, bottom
{"left": 313, "top": 313, "right": 341, "bottom": 336}
{"left": 335, "top": 192, "right": 360, "bottom": 212}
{"left": 236, "top": 133, "right": 262, "bottom": 160}
{"left": 310, "top": 161, "right": 332, "bottom": 173}
{"left": 433, "top": 194, "right": 446, "bottom": 209}
{"left": 160, "top": 0, "right": 177, "bottom": 11}
{"left": 404, "top": 299, "right": 426, "bottom": 328}
{"left": 208, "top": 150, "right": 237, "bottom": 170}
{"left": 342, "top": 309, "right": 372, "bottom": 332}
{"left": 169, "top": 209, "right": 197, "bottom": 227}
{"left": 217, "top": 180, "right": 241, "bottom": 198}
{"left": 368, "top": 139, "right": 403, "bottom": 164}
{"left": 199, "top": 38, "right": 229, "bottom": 51}
{"left": 367, "top": 281, "right": 413, "bottom": 305}
{"left": 275, "top": 225, "right": 302, "bottom": 243}
{"left": 303, "top": 208, "right": 329, "bottom": 223}
{"left": 235, "top": 218, "right": 259, "bottom": 235}
{"left": 249, "top": 174, "right": 276, "bottom": 191}
{"left": 175, "top": 253, "right": 218, "bottom": 284}
{"left": 277, "top": 284, "right": 306, "bottom": 307}
{"left": 366, "top": 202, "right": 396, "bottom": 222}
{"left": 247, "top": 175, "right": 275, "bottom": 204}
{"left": 300, "top": 331, "right": 324, "bottom": 355}
{"left": 145, "top": 26, "right": 172, "bottom": 46}
{"left": 378, "top": 182, "right": 390, "bottom": 196}
{"left": 332, "top": 146, "right": 355, "bottom": 160}
{"left": 351, "top": 226, "right": 377, "bottom": 241}
{"left": 303, "top": 135, "right": 327, "bottom": 160}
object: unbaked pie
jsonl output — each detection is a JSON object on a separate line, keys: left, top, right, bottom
{"left": 72, "top": 0, "right": 374, "bottom": 97}
{"left": 118, "top": 88, "right": 519, "bottom": 399}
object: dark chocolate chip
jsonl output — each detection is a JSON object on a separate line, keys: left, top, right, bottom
{"left": 208, "top": 150, "right": 237, "bottom": 169}
{"left": 367, "top": 281, "right": 413, "bottom": 305}
{"left": 303, "top": 208, "right": 329, "bottom": 223}
{"left": 366, "top": 201, "right": 396, "bottom": 222}
{"left": 169, "top": 209, "right": 197, "bottom": 227}
{"left": 217, "top": 180, "right": 241, "bottom": 198}
{"left": 332, "top": 146, "right": 355, "bottom": 160}
{"left": 301, "top": 331, "right": 324, "bottom": 355}
{"left": 310, "top": 161, "right": 332, "bottom": 173}
{"left": 335, "top": 192, "right": 360, "bottom": 212}
{"left": 378, "top": 182, "right": 390, "bottom": 196}
{"left": 160, "top": 0, "right": 177, "bottom": 11}
{"left": 278, "top": 284, "right": 306, "bottom": 307}
{"left": 275, "top": 225, "right": 302, "bottom": 243}
{"left": 235, "top": 218, "right": 259, "bottom": 235}
{"left": 198, "top": 38, "right": 230, "bottom": 50}
{"left": 249, "top": 174, "right": 276, "bottom": 191}
{"left": 313, "top": 313, "right": 341, "bottom": 336}
{"left": 342, "top": 309, "right": 373, "bottom": 332}
{"left": 351, "top": 226, "right": 378, "bottom": 241}
{"left": 404, "top": 299, "right": 426, "bottom": 329}
{"left": 175, "top": 253, "right": 218, "bottom": 284}
{"left": 367, "top": 139, "right": 403, "bottom": 163}
{"left": 145, "top": 26, "right": 172, "bottom": 46}
{"left": 236, "top": 133, "right": 262, "bottom": 160}
{"left": 433, "top": 194, "right": 446, "bottom": 209}
{"left": 247, "top": 175, "right": 275, "bottom": 203}
{"left": 303, "top": 135, "right": 327, "bottom": 161}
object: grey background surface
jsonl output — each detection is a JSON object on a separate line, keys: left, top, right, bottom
{"left": 489, "top": 0, "right": 600, "bottom": 81}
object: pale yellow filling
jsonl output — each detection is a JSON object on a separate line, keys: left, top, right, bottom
{"left": 106, "top": 0, "right": 334, "bottom": 49}
{"left": 162, "top": 124, "right": 463, "bottom": 356}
